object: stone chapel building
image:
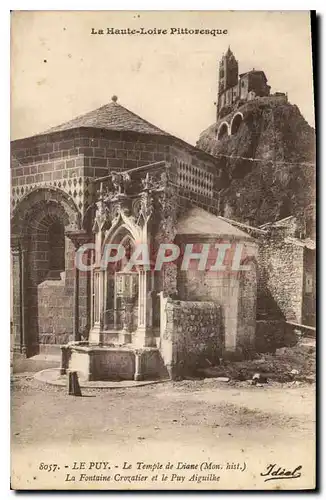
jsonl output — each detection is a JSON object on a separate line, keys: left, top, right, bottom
{"left": 11, "top": 97, "right": 259, "bottom": 379}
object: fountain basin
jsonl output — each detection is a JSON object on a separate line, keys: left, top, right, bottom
{"left": 60, "top": 342, "right": 167, "bottom": 381}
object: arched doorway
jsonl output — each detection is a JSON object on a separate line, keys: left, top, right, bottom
{"left": 11, "top": 188, "right": 81, "bottom": 356}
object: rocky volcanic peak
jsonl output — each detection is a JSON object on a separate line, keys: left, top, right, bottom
{"left": 197, "top": 98, "right": 315, "bottom": 227}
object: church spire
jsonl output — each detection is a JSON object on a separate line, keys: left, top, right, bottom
{"left": 225, "top": 45, "right": 233, "bottom": 57}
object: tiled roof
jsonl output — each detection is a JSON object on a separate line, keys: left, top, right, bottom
{"left": 176, "top": 207, "right": 253, "bottom": 240}
{"left": 218, "top": 216, "right": 267, "bottom": 236}
{"left": 44, "top": 100, "right": 171, "bottom": 136}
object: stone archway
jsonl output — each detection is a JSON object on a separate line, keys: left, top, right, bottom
{"left": 10, "top": 187, "right": 86, "bottom": 356}
{"left": 217, "top": 121, "right": 230, "bottom": 140}
{"left": 90, "top": 212, "right": 156, "bottom": 348}
{"left": 91, "top": 224, "right": 133, "bottom": 342}
{"left": 230, "top": 112, "right": 244, "bottom": 135}
{"left": 11, "top": 186, "right": 81, "bottom": 237}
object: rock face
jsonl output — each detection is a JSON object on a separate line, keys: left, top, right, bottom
{"left": 197, "top": 98, "right": 315, "bottom": 227}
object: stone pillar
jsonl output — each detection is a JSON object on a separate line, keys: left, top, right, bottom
{"left": 113, "top": 285, "right": 118, "bottom": 330}
{"left": 89, "top": 267, "right": 105, "bottom": 344}
{"left": 73, "top": 264, "right": 80, "bottom": 341}
{"left": 10, "top": 235, "right": 27, "bottom": 356}
{"left": 135, "top": 267, "right": 154, "bottom": 347}
{"left": 21, "top": 244, "right": 27, "bottom": 355}
{"left": 89, "top": 213, "right": 106, "bottom": 344}
{"left": 99, "top": 268, "right": 105, "bottom": 340}
{"left": 134, "top": 350, "right": 143, "bottom": 381}
{"left": 11, "top": 237, "right": 22, "bottom": 353}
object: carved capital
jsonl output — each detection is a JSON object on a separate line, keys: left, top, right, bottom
{"left": 65, "top": 229, "right": 90, "bottom": 249}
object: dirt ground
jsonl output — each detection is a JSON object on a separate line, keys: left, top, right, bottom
{"left": 11, "top": 364, "right": 316, "bottom": 490}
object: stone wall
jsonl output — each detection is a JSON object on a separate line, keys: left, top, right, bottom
{"left": 11, "top": 128, "right": 224, "bottom": 229}
{"left": 30, "top": 237, "right": 89, "bottom": 352}
{"left": 11, "top": 129, "right": 172, "bottom": 218}
{"left": 161, "top": 299, "right": 222, "bottom": 378}
{"left": 34, "top": 236, "right": 74, "bottom": 347}
{"left": 236, "top": 259, "right": 258, "bottom": 354}
{"left": 11, "top": 130, "right": 222, "bottom": 190}
{"left": 257, "top": 237, "right": 305, "bottom": 323}
{"left": 302, "top": 248, "right": 316, "bottom": 326}
{"left": 11, "top": 132, "right": 86, "bottom": 216}
{"left": 12, "top": 128, "right": 223, "bottom": 222}
{"left": 79, "top": 130, "right": 170, "bottom": 178}
{"left": 170, "top": 144, "right": 223, "bottom": 200}
{"left": 37, "top": 279, "right": 73, "bottom": 346}
{"left": 177, "top": 269, "right": 238, "bottom": 350}
{"left": 176, "top": 247, "right": 257, "bottom": 356}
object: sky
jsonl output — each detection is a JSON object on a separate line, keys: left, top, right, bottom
{"left": 11, "top": 11, "right": 315, "bottom": 145}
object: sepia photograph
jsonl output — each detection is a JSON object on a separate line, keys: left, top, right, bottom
{"left": 10, "top": 10, "right": 316, "bottom": 490}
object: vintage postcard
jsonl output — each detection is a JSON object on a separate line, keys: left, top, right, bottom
{"left": 10, "top": 10, "right": 316, "bottom": 490}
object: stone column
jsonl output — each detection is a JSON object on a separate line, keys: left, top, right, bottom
{"left": 135, "top": 267, "right": 154, "bottom": 347}
{"left": 134, "top": 350, "right": 143, "bottom": 381}
{"left": 11, "top": 237, "right": 22, "bottom": 353}
{"left": 91, "top": 268, "right": 100, "bottom": 340}
{"left": 89, "top": 267, "right": 105, "bottom": 344}
{"left": 99, "top": 268, "right": 105, "bottom": 339}
{"left": 73, "top": 264, "right": 80, "bottom": 341}
{"left": 113, "top": 285, "right": 118, "bottom": 330}
{"left": 88, "top": 214, "right": 106, "bottom": 344}
{"left": 21, "top": 244, "right": 27, "bottom": 355}
{"left": 10, "top": 235, "right": 27, "bottom": 356}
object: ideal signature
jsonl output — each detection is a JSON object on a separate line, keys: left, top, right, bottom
{"left": 260, "top": 464, "right": 302, "bottom": 482}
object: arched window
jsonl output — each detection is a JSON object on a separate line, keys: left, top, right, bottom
{"left": 231, "top": 113, "right": 243, "bottom": 135}
{"left": 217, "top": 123, "right": 229, "bottom": 140}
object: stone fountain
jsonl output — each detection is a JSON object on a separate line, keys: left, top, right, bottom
{"left": 60, "top": 164, "right": 171, "bottom": 382}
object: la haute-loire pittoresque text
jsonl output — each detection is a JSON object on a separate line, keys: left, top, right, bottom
{"left": 91, "top": 27, "right": 228, "bottom": 37}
